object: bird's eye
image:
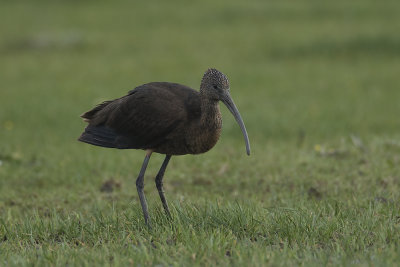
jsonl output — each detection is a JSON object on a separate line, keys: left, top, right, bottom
{"left": 213, "top": 85, "right": 218, "bottom": 89}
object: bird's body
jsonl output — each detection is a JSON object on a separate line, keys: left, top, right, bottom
{"left": 79, "top": 82, "right": 222, "bottom": 155}
{"left": 79, "top": 69, "right": 250, "bottom": 227}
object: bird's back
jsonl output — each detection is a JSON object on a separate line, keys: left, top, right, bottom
{"left": 79, "top": 82, "right": 202, "bottom": 154}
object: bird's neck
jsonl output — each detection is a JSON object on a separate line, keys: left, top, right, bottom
{"left": 184, "top": 93, "right": 222, "bottom": 154}
{"left": 200, "top": 97, "right": 222, "bottom": 129}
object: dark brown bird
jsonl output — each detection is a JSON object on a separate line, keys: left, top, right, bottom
{"left": 78, "top": 68, "right": 250, "bottom": 226}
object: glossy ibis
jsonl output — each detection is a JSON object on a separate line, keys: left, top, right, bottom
{"left": 78, "top": 68, "right": 250, "bottom": 226}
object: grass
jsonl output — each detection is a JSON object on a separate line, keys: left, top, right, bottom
{"left": 1, "top": 0, "right": 400, "bottom": 265}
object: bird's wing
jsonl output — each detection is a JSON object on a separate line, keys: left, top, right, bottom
{"left": 78, "top": 82, "right": 200, "bottom": 149}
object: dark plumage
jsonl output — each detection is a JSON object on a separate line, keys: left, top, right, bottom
{"left": 78, "top": 68, "right": 250, "bottom": 226}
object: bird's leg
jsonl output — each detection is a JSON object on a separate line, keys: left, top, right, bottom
{"left": 136, "top": 149, "right": 153, "bottom": 227}
{"left": 155, "top": 155, "right": 172, "bottom": 217}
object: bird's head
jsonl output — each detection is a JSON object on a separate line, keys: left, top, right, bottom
{"left": 200, "top": 68, "right": 230, "bottom": 100}
{"left": 200, "top": 68, "right": 251, "bottom": 156}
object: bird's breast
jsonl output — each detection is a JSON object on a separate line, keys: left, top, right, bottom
{"left": 185, "top": 115, "right": 222, "bottom": 154}
{"left": 152, "top": 100, "right": 223, "bottom": 156}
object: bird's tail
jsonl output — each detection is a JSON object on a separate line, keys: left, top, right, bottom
{"left": 78, "top": 125, "right": 118, "bottom": 148}
{"left": 80, "top": 100, "right": 112, "bottom": 122}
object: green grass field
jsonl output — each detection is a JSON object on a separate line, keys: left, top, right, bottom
{"left": 1, "top": 0, "right": 400, "bottom": 265}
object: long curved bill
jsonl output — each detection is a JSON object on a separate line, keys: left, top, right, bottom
{"left": 221, "top": 91, "right": 251, "bottom": 155}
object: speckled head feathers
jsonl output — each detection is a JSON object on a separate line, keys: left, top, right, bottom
{"left": 200, "top": 68, "right": 230, "bottom": 93}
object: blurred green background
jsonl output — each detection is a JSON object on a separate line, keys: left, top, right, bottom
{"left": 1, "top": 0, "right": 400, "bottom": 265}
{"left": 2, "top": 0, "right": 399, "bottom": 146}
